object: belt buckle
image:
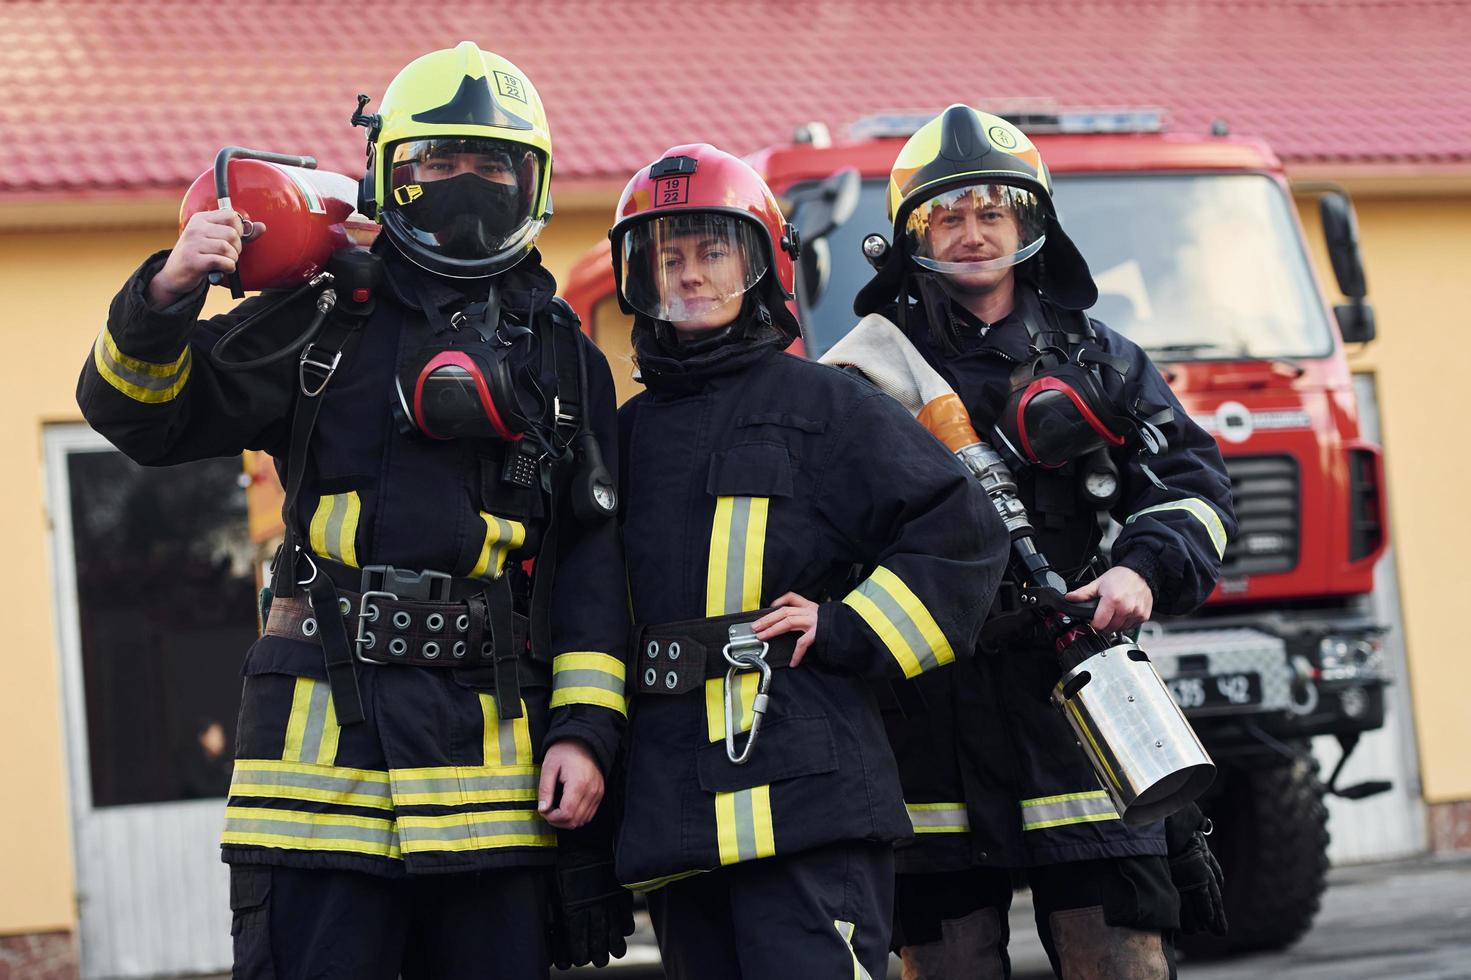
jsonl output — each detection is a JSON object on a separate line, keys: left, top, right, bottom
{"left": 359, "top": 564, "right": 453, "bottom": 601}
{"left": 355, "top": 589, "right": 398, "bottom": 664}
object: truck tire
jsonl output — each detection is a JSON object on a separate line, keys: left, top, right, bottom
{"left": 1178, "top": 752, "right": 1330, "bottom": 958}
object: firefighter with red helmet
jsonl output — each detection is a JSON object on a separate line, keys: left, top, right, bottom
{"left": 854, "top": 105, "right": 1236, "bottom": 979}
{"left": 77, "top": 43, "right": 632, "bottom": 977}
{"left": 606, "top": 143, "right": 1008, "bottom": 978}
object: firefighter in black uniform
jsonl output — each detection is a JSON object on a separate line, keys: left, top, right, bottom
{"left": 77, "top": 43, "right": 632, "bottom": 978}
{"left": 606, "top": 144, "right": 1009, "bottom": 979}
{"left": 853, "top": 106, "right": 1237, "bottom": 979}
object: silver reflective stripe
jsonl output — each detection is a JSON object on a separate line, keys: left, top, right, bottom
{"left": 229, "top": 764, "right": 392, "bottom": 808}
{"left": 724, "top": 496, "right": 756, "bottom": 614}
{"left": 907, "top": 803, "right": 970, "bottom": 833}
{"left": 398, "top": 812, "right": 550, "bottom": 844}
{"left": 1126, "top": 498, "right": 1228, "bottom": 559}
{"left": 551, "top": 667, "right": 625, "bottom": 695}
{"left": 391, "top": 773, "right": 540, "bottom": 796}
{"left": 297, "top": 680, "right": 331, "bottom": 764}
{"left": 1020, "top": 792, "right": 1120, "bottom": 831}
{"left": 223, "top": 814, "right": 398, "bottom": 849}
{"left": 853, "top": 577, "right": 940, "bottom": 673}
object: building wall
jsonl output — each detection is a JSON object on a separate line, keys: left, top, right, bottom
{"left": 3, "top": 190, "right": 1468, "bottom": 938}
{"left": 1296, "top": 194, "right": 1471, "bottom": 806}
{"left": 0, "top": 208, "right": 612, "bottom": 938}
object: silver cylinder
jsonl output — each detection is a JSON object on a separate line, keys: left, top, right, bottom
{"left": 1052, "top": 641, "right": 1215, "bottom": 825}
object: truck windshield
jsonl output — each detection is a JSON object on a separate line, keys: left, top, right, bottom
{"left": 795, "top": 172, "right": 1334, "bottom": 361}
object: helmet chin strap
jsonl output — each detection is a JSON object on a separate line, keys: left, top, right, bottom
{"left": 652, "top": 293, "right": 775, "bottom": 354}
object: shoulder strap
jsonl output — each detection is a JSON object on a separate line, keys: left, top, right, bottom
{"left": 528, "top": 298, "right": 589, "bottom": 663}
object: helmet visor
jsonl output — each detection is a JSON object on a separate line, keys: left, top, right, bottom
{"left": 619, "top": 213, "right": 770, "bottom": 323}
{"left": 384, "top": 137, "right": 545, "bottom": 274}
{"left": 904, "top": 183, "right": 1047, "bottom": 276}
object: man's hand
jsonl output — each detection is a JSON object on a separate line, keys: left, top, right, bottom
{"left": 538, "top": 739, "right": 603, "bottom": 830}
{"left": 1065, "top": 566, "right": 1154, "bottom": 633}
{"left": 753, "top": 592, "right": 819, "bottom": 666}
{"left": 148, "top": 209, "right": 266, "bottom": 308}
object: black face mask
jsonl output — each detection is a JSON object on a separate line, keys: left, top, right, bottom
{"left": 397, "top": 173, "right": 525, "bottom": 258}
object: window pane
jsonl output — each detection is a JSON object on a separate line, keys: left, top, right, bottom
{"left": 68, "top": 450, "right": 257, "bottom": 807}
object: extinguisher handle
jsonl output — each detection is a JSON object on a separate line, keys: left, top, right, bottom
{"left": 209, "top": 146, "right": 320, "bottom": 299}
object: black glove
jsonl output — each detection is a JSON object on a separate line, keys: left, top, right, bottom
{"left": 1165, "top": 802, "right": 1228, "bottom": 936}
{"left": 549, "top": 850, "right": 635, "bottom": 969}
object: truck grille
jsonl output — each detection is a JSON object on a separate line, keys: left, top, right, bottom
{"left": 1221, "top": 455, "right": 1299, "bottom": 575}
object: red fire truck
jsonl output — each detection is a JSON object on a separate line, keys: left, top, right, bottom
{"left": 562, "top": 108, "right": 1392, "bottom": 955}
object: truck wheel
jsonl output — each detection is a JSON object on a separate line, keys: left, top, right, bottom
{"left": 1177, "top": 752, "right": 1330, "bottom": 958}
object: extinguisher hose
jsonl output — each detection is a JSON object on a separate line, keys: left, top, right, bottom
{"left": 210, "top": 283, "right": 336, "bottom": 373}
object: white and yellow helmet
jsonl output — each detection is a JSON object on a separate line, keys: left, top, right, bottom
{"left": 360, "top": 42, "right": 552, "bottom": 278}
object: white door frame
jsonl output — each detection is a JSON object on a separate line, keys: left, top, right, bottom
{"left": 45, "top": 424, "right": 233, "bottom": 978}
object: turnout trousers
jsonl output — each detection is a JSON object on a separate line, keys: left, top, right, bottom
{"left": 894, "top": 857, "right": 1178, "bottom": 980}
{"left": 229, "top": 863, "right": 550, "bottom": 979}
{"left": 648, "top": 841, "right": 895, "bottom": 980}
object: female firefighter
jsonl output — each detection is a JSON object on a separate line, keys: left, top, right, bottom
{"left": 607, "top": 143, "right": 1009, "bottom": 979}
{"left": 77, "top": 43, "right": 632, "bottom": 978}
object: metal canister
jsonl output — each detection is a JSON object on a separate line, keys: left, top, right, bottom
{"left": 1053, "top": 640, "right": 1216, "bottom": 824}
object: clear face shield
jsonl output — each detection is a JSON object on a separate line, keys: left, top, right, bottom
{"left": 619, "top": 213, "right": 770, "bottom": 326}
{"left": 383, "top": 137, "right": 545, "bottom": 274}
{"left": 904, "top": 183, "right": 1047, "bottom": 279}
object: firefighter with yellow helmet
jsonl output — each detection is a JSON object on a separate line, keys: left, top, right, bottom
{"left": 78, "top": 43, "right": 633, "bottom": 976}
{"left": 854, "top": 106, "right": 1237, "bottom": 978}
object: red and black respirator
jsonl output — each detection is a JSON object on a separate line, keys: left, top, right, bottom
{"left": 395, "top": 338, "right": 541, "bottom": 442}
{"left": 993, "top": 348, "right": 1151, "bottom": 470}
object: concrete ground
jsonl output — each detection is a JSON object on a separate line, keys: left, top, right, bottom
{"left": 558, "top": 851, "right": 1471, "bottom": 979}
{"left": 187, "top": 852, "right": 1470, "bottom": 978}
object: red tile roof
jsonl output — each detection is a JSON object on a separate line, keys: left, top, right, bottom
{"left": 4, "top": 0, "right": 1468, "bottom": 199}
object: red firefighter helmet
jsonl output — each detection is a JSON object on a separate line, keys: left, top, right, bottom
{"left": 610, "top": 143, "right": 801, "bottom": 342}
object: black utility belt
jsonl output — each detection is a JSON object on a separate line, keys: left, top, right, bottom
{"left": 630, "top": 609, "right": 798, "bottom": 696}
{"left": 266, "top": 589, "right": 529, "bottom": 669}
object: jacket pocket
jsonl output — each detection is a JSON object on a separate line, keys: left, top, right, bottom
{"left": 706, "top": 441, "right": 795, "bottom": 498}
{"left": 695, "top": 714, "right": 837, "bottom": 794}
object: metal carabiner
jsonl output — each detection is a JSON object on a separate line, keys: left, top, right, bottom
{"left": 722, "top": 623, "right": 772, "bottom": 765}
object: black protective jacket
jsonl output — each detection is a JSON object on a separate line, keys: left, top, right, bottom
{"left": 882, "top": 284, "right": 1237, "bottom": 870}
{"left": 613, "top": 327, "right": 1007, "bottom": 890}
{"left": 78, "top": 244, "right": 628, "bottom": 877}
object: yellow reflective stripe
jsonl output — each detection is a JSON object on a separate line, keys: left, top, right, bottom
{"left": 228, "top": 759, "right": 392, "bottom": 810}
{"left": 479, "top": 695, "right": 533, "bottom": 768}
{"left": 550, "top": 652, "right": 627, "bottom": 715}
{"left": 715, "top": 785, "right": 776, "bottom": 866}
{"left": 308, "top": 493, "right": 361, "bottom": 568}
{"left": 281, "top": 677, "right": 340, "bottom": 766}
{"left": 549, "top": 686, "right": 628, "bottom": 713}
{"left": 907, "top": 802, "right": 970, "bottom": 834}
{"left": 220, "top": 806, "right": 401, "bottom": 859}
{"left": 741, "top": 498, "right": 769, "bottom": 611}
{"left": 834, "top": 919, "right": 875, "bottom": 980}
{"left": 704, "top": 672, "right": 758, "bottom": 742}
{"left": 92, "top": 327, "right": 192, "bottom": 403}
{"left": 553, "top": 651, "right": 627, "bottom": 680}
{"left": 705, "top": 496, "right": 768, "bottom": 616}
{"left": 470, "top": 513, "right": 526, "bottom": 580}
{"left": 396, "top": 809, "right": 555, "bottom": 852}
{"left": 1126, "top": 498, "right": 1228, "bottom": 560}
{"left": 842, "top": 566, "right": 954, "bottom": 678}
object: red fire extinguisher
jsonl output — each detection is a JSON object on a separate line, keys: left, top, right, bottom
{"left": 180, "top": 146, "right": 379, "bottom": 298}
